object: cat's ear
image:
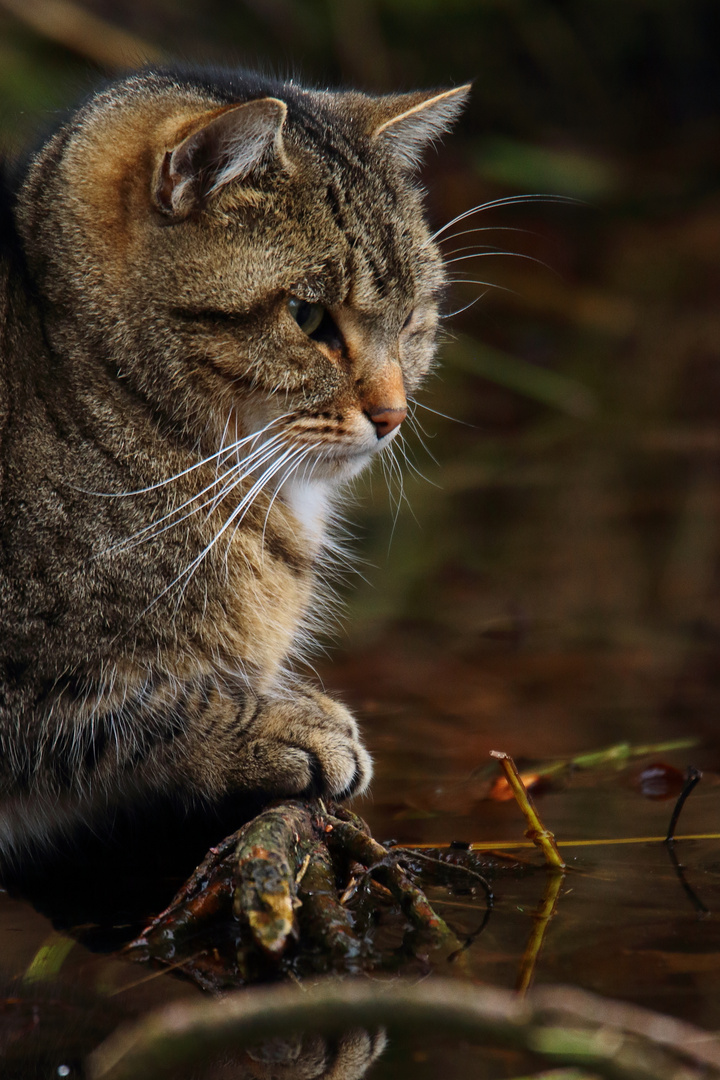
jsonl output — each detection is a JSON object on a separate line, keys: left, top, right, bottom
{"left": 370, "top": 84, "right": 471, "bottom": 169}
{"left": 155, "top": 97, "right": 288, "bottom": 219}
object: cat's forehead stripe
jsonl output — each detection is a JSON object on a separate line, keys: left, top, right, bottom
{"left": 321, "top": 177, "right": 407, "bottom": 304}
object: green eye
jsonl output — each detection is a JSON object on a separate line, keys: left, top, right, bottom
{"left": 287, "top": 296, "right": 325, "bottom": 337}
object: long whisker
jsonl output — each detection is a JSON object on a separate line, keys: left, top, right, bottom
{"left": 440, "top": 289, "right": 490, "bottom": 319}
{"left": 77, "top": 412, "right": 295, "bottom": 499}
{"left": 444, "top": 277, "right": 515, "bottom": 293}
{"left": 431, "top": 194, "right": 578, "bottom": 242}
{"left": 118, "top": 435, "right": 290, "bottom": 556}
{"left": 205, "top": 433, "right": 289, "bottom": 518}
{"left": 442, "top": 249, "right": 552, "bottom": 273}
{"left": 438, "top": 224, "right": 533, "bottom": 245}
{"left": 140, "top": 444, "right": 297, "bottom": 619}
{"left": 97, "top": 431, "right": 288, "bottom": 558}
{"left": 410, "top": 399, "right": 477, "bottom": 429}
{"left": 395, "top": 430, "right": 440, "bottom": 489}
{"left": 405, "top": 405, "right": 440, "bottom": 466}
{"left": 217, "top": 444, "right": 311, "bottom": 576}
{"left": 386, "top": 439, "right": 416, "bottom": 540}
{"left": 259, "top": 445, "right": 316, "bottom": 555}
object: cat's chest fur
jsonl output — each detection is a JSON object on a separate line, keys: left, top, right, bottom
{"left": 203, "top": 481, "right": 327, "bottom": 691}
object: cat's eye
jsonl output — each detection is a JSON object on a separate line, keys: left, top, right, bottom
{"left": 402, "top": 309, "right": 415, "bottom": 331}
{"left": 287, "top": 297, "right": 325, "bottom": 337}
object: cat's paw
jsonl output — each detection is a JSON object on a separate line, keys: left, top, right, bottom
{"left": 246, "top": 1028, "right": 387, "bottom": 1079}
{"left": 237, "top": 688, "right": 372, "bottom": 800}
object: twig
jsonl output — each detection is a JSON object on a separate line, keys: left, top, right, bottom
{"left": 232, "top": 802, "right": 310, "bottom": 956}
{"left": 665, "top": 839, "right": 710, "bottom": 918}
{"left": 665, "top": 766, "right": 702, "bottom": 843}
{"left": 126, "top": 800, "right": 459, "bottom": 979}
{"left": 324, "top": 815, "right": 459, "bottom": 950}
{"left": 125, "top": 831, "right": 239, "bottom": 956}
{"left": 294, "top": 839, "right": 364, "bottom": 966}
{"left": 402, "top": 833, "right": 720, "bottom": 851}
{"left": 490, "top": 750, "right": 566, "bottom": 869}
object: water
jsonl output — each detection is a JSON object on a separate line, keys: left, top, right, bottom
{"left": 2, "top": 672, "right": 717, "bottom": 1077}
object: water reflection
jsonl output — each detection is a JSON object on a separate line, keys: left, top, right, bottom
{"left": 1, "top": 972, "right": 387, "bottom": 1080}
{"left": 3, "top": 761, "right": 720, "bottom": 1077}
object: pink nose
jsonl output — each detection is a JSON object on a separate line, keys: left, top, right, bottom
{"left": 368, "top": 406, "right": 407, "bottom": 438}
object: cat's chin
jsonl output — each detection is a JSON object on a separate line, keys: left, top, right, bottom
{"left": 311, "top": 450, "right": 374, "bottom": 484}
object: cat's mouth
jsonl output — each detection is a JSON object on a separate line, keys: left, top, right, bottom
{"left": 301, "top": 423, "right": 402, "bottom": 478}
{"left": 237, "top": 406, "right": 403, "bottom": 494}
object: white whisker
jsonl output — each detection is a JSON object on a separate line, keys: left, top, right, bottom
{"left": 445, "top": 277, "right": 515, "bottom": 293}
{"left": 443, "top": 249, "right": 551, "bottom": 273}
{"left": 262, "top": 446, "right": 315, "bottom": 542}
{"left": 438, "top": 224, "right": 533, "bottom": 245}
{"left": 395, "top": 430, "right": 439, "bottom": 489}
{"left": 410, "top": 399, "right": 477, "bottom": 429}
{"left": 97, "top": 430, "right": 288, "bottom": 558}
{"left": 440, "top": 289, "right": 490, "bottom": 319}
{"left": 81, "top": 412, "right": 296, "bottom": 500}
{"left": 432, "top": 193, "right": 577, "bottom": 242}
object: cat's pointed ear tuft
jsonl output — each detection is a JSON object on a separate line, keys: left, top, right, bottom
{"left": 155, "top": 97, "right": 288, "bottom": 219}
{"left": 370, "top": 84, "right": 471, "bottom": 169}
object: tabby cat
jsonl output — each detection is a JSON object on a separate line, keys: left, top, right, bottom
{"left": 0, "top": 67, "right": 468, "bottom": 871}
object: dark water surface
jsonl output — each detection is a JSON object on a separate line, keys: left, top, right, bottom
{"left": 2, "top": 636, "right": 719, "bottom": 1078}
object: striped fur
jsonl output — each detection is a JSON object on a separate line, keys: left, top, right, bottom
{"left": 0, "top": 68, "right": 468, "bottom": 870}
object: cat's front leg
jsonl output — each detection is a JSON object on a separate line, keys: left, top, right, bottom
{"left": 224, "top": 686, "right": 373, "bottom": 801}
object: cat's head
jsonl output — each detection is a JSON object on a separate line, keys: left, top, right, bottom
{"left": 17, "top": 70, "right": 469, "bottom": 483}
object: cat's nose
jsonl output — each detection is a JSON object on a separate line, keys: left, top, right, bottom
{"left": 368, "top": 405, "right": 407, "bottom": 438}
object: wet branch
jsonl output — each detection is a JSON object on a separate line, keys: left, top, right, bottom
{"left": 126, "top": 799, "right": 470, "bottom": 984}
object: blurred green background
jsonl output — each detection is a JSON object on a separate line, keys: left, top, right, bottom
{"left": 3, "top": 0, "right": 720, "bottom": 766}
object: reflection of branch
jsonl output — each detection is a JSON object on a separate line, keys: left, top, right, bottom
{"left": 87, "top": 977, "right": 720, "bottom": 1080}
{"left": 516, "top": 870, "right": 564, "bottom": 994}
{"left": 665, "top": 840, "right": 710, "bottom": 918}
{"left": 0, "top": 0, "right": 163, "bottom": 68}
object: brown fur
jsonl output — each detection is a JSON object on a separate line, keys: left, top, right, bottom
{"left": 0, "top": 68, "right": 468, "bottom": 869}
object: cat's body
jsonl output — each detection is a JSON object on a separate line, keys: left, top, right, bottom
{"left": 0, "top": 68, "right": 467, "bottom": 871}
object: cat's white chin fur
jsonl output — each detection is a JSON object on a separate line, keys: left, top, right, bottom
{"left": 283, "top": 477, "right": 332, "bottom": 542}
{"left": 282, "top": 442, "right": 375, "bottom": 539}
